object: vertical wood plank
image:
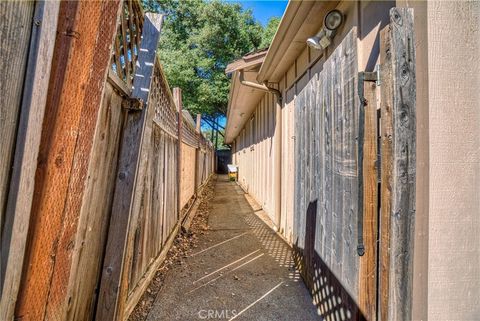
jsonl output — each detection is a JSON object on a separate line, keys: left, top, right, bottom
{"left": 332, "top": 40, "right": 345, "bottom": 282}
{"left": 44, "top": 3, "right": 122, "bottom": 319}
{"left": 64, "top": 84, "right": 125, "bottom": 321}
{"left": 274, "top": 88, "right": 282, "bottom": 227}
{"left": 15, "top": 2, "right": 122, "bottom": 320}
{"left": 323, "top": 53, "right": 333, "bottom": 270}
{"left": 344, "top": 29, "right": 360, "bottom": 296}
{"left": 174, "top": 88, "right": 182, "bottom": 218}
{"left": 316, "top": 70, "right": 325, "bottom": 260}
{"left": 380, "top": 8, "right": 416, "bottom": 321}
{"left": 0, "top": 2, "right": 59, "bottom": 319}
{"left": 379, "top": 25, "right": 393, "bottom": 321}
{"left": 96, "top": 13, "right": 163, "bottom": 321}
{"left": 358, "top": 80, "right": 379, "bottom": 321}
{"left": 0, "top": 1, "right": 34, "bottom": 246}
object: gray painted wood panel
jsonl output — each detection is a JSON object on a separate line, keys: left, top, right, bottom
{"left": 294, "top": 28, "right": 360, "bottom": 303}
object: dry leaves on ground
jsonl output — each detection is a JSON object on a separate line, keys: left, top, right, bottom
{"left": 128, "top": 176, "right": 215, "bottom": 321}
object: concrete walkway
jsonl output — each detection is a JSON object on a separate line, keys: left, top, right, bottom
{"left": 147, "top": 176, "right": 321, "bottom": 321}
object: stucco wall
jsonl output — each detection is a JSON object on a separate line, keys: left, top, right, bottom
{"left": 427, "top": 2, "right": 480, "bottom": 320}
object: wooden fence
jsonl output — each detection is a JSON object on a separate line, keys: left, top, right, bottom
{"left": 293, "top": 9, "right": 415, "bottom": 321}
{"left": 0, "top": 2, "right": 214, "bottom": 320}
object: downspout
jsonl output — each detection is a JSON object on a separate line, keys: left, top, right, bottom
{"left": 274, "top": 90, "right": 282, "bottom": 231}
{"left": 239, "top": 70, "right": 282, "bottom": 103}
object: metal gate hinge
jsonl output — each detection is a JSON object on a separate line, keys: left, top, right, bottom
{"left": 122, "top": 97, "right": 144, "bottom": 111}
{"left": 358, "top": 67, "right": 380, "bottom": 106}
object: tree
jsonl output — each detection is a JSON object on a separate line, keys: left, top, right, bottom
{"left": 259, "top": 16, "right": 281, "bottom": 49}
{"left": 142, "top": 0, "right": 278, "bottom": 120}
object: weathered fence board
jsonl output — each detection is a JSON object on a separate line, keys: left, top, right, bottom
{"left": 15, "top": 2, "right": 121, "bottom": 320}
{"left": 380, "top": 8, "right": 416, "bottom": 321}
{"left": 0, "top": 1, "right": 213, "bottom": 320}
{"left": 64, "top": 82, "right": 126, "bottom": 321}
{"left": 0, "top": 1, "right": 34, "bottom": 250}
{"left": 181, "top": 143, "right": 197, "bottom": 208}
{"left": 174, "top": 88, "right": 183, "bottom": 221}
{"left": 294, "top": 28, "right": 362, "bottom": 319}
{"left": 358, "top": 77, "right": 379, "bottom": 321}
{"left": 0, "top": 2, "right": 59, "bottom": 319}
{"left": 294, "top": 13, "right": 416, "bottom": 318}
{"left": 96, "top": 13, "right": 164, "bottom": 321}
{"left": 123, "top": 64, "right": 215, "bottom": 319}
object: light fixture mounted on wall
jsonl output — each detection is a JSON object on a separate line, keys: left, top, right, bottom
{"left": 306, "top": 9, "right": 344, "bottom": 51}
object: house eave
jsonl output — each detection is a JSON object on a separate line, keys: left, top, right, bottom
{"left": 257, "top": 0, "right": 339, "bottom": 83}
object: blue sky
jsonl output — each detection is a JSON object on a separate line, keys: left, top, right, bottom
{"left": 235, "top": 0, "right": 288, "bottom": 25}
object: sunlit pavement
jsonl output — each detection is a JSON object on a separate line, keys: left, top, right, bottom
{"left": 147, "top": 175, "right": 320, "bottom": 321}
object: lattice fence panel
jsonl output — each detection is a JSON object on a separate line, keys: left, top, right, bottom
{"left": 110, "top": 0, "right": 144, "bottom": 87}
{"left": 182, "top": 120, "right": 199, "bottom": 147}
{"left": 151, "top": 59, "right": 179, "bottom": 138}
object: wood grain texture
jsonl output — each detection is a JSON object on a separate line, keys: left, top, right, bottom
{"left": 15, "top": 2, "right": 121, "bottom": 320}
{"left": 293, "top": 29, "right": 362, "bottom": 319}
{"left": 379, "top": 25, "right": 393, "bottom": 321}
{"left": 0, "top": 2, "right": 59, "bottom": 320}
{"left": 387, "top": 8, "right": 416, "bottom": 320}
{"left": 44, "top": 3, "right": 121, "bottom": 320}
{"left": 64, "top": 83, "right": 125, "bottom": 321}
{"left": 96, "top": 13, "right": 163, "bottom": 321}
{"left": 0, "top": 1, "right": 34, "bottom": 249}
{"left": 174, "top": 87, "right": 183, "bottom": 220}
{"left": 181, "top": 143, "right": 197, "bottom": 208}
{"left": 380, "top": 8, "right": 416, "bottom": 321}
{"left": 358, "top": 81, "right": 378, "bottom": 321}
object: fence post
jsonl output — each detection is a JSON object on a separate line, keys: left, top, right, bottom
{"left": 173, "top": 88, "right": 183, "bottom": 218}
{"left": 96, "top": 13, "right": 163, "bottom": 321}
{"left": 379, "top": 8, "right": 416, "bottom": 321}
{"left": 195, "top": 114, "right": 202, "bottom": 192}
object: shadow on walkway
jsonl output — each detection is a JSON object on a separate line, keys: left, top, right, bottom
{"left": 147, "top": 175, "right": 321, "bottom": 321}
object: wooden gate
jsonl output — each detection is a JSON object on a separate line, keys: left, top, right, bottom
{"left": 294, "top": 8, "right": 415, "bottom": 321}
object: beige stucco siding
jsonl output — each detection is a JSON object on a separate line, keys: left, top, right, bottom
{"left": 427, "top": 2, "right": 480, "bottom": 320}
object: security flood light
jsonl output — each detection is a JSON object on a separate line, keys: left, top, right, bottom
{"left": 324, "top": 9, "right": 343, "bottom": 31}
{"left": 306, "top": 9, "right": 344, "bottom": 51}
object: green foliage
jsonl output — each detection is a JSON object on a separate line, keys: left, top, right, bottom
{"left": 202, "top": 127, "right": 226, "bottom": 148}
{"left": 142, "top": 0, "right": 280, "bottom": 119}
{"left": 259, "top": 16, "right": 281, "bottom": 49}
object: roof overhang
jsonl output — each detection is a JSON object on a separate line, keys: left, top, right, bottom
{"left": 224, "top": 50, "right": 267, "bottom": 144}
{"left": 257, "top": 0, "right": 339, "bottom": 83}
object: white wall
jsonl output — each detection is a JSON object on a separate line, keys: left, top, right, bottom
{"left": 234, "top": 93, "right": 278, "bottom": 223}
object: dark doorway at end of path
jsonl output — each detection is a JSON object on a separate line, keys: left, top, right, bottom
{"left": 215, "top": 149, "right": 231, "bottom": 174}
